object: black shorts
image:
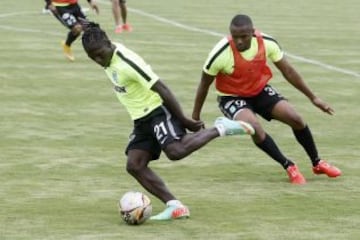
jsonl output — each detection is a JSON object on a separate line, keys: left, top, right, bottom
{"left": 217, "top": 85, "right": 285, "bottom": 121}
{"left": 125, "top": 106, "right": 187, "bottom": 160}
{"left": 55, "top": 3, "right": 86, "bottom": 29}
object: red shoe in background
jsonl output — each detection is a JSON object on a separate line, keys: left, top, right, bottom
{"left": 287, "top": 165, "right": 306, "bottom": 185}
{"left": 313, "top": 160, "right": 341, "bottom": 178}
{"left": 122, "top": 23, "right": 133, "bottom": 32}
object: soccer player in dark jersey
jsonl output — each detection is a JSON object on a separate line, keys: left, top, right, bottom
{"left": 192, "top": 14, "right": 341, "bottom": 185}
{"left": 80, "top": 21, "right": 255, "bottom": 220}
{"left": 46, "top": 0, "right": 99, "bottom": 61}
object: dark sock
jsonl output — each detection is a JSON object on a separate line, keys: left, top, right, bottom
{"left": 65, "top": 31, "right": 79, "bottom": 46}
{"left": 255, "top": 134, "right": 293, "bottom": 169}
{"left": 293, "top": 126, "right": 320, "bottom": 167}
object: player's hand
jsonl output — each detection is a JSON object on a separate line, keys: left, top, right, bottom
{"left": 90, "top": 1, "right": 100, "bottom": 15}
{"left": 183, "top": 118, "right": 205, "bottom": 132}
{"left": 312, "top": 97, "right": 334, "bottom": 115}
{"left": 48, "top": 3, "right": 57, "bottom": 14}
{"left": 191, "top": 114, "right": 206, "bottom": 130}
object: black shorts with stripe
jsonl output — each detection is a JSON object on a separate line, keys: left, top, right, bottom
{"left": 125, "top": 106, "right": 187, "bottom": 160}
{"left": 55, "top": 3, "right": 86, "bottom": 29}
{"left": 217, "top": 85, "right": 285, "bottom": 121}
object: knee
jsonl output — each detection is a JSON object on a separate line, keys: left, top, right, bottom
{"left": 165, "top": 151, "right": 182, "bottom": 161}
{"left": 164, "top": 146, "right": 185, "bottom": 161}
{"left": 288, "top": 114, "right": 306, "bottom": 129}
{"left": 250, "top": 121, "right": 262, "bottom": 134}
{"left": 249, "top": 121, "right": 266, "bottom": 142}
{"left": 126, "top": 160, "right": 145, "bottom": 175}
{"left": 72, "top": 24, "right": 82, "bottom": 35}
{"left": 125, "top": 161, "right": 136, "bottom": 175}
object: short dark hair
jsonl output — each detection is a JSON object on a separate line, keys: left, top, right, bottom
{"left": 230, "top": 14, "right": 253, "bottom": 27}
{"left": 81, "top": 22, "right": 112, "bottom": 53}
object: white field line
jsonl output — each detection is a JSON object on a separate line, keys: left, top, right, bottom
{"left": 1, "top": 7, "right": 359, "bottom": 78}
{"left": 0, "top": 25, "right": 63, "bottom": 36}
{"left": 0, "top": 11, "right": 37, "bottom": 18}
{"left": 286, "top": 53, "right": 360, "bottom": 78}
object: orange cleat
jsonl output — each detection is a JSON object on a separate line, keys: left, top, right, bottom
{"left": 286, "top": 165, "right": 306, "bottom": 185}
{"left": 122, "top": 23, "right": 133, "bottom": 32}
{"left": 313, "top": 160, "right": 341, "bottom": 178}
{"left": 150, "top": 205, "right": 189, "bottom": 220}
{"left": 115, "top": 24, "right": 133, "bottom": 34}
{"left": 171, "top": 206, "right": 190, "bottom": 219}
{"left": 114, "top": 25, "right": 123, "bottom": 34}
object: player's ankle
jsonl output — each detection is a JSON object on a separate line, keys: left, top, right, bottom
{"left": 214, "top": 124, "right": 226, "bottom": 137}
{"left": 166, "top": 199, "right": 183, "bottom": 207}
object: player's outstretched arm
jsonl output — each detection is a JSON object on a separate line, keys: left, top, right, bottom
{"left": 274, "top": 57, "right": 334, "bottom": 115}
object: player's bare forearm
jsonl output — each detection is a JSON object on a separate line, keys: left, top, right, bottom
{"left": 192, "top": 88, "right": 208, "bottom": 120}
{"left": 192, "top": 72, "right": 214, "bottom": 120}
{"left": 285, "top": 69, "right": 316, "bottom": 100}
{"left": 275, "top": 58, "right": 316, "bottom": 101}
{"left": 151, "top": 80, "right": 187, "bottom": 122}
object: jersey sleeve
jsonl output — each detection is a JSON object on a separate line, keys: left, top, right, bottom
{"left": 115, "top": 44, "right": 160, "bottom": 89}
{"left": 203, "top": 37, "right": 230, "bottom": 76}
{"left": 265, "top": 38, "right": 284, "bottom": 63}
{"left": 125, "top": 61, "right": 159, "bottom": 89}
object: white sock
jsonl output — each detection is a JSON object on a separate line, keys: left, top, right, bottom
{"left": 214, "top": 124, "right": 226, "bottom": 137}
{"left": 166, "top": 200, "right": 183, "bottom": 207}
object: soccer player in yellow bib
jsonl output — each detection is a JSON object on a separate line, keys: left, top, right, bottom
{"left": 81, "top": 21, "right": 255, "bottom": 220}
{"left": 192, "top": 14, "right": 341, "bottom": 185}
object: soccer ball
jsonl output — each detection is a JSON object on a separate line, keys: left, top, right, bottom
{"left": 118, "top": 191, "right": 152, "bottom": 225}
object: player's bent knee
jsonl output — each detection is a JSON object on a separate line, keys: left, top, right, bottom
{"left": 165, "top": 151, "right": 182, "bottom": 161}
{"left": 164, "top": 147, "right": 187, "bottom": 161}
{"left": 251, "top": 121, "right": 262, "bottom": 132}
{"left": 247, "top": 121, "right": 262, "bottom": 137}
{"left": 289, "top": 115, "right": 306, "bottom": 129}
{"left": 164, "top": 146, "right": 186, "bottom": 161}
{"left": 126, "top": 161, "right": 144, "bottom": 175}
{"left": 125, "top": 164, "right": 136, "bottom": 175}
{"left": 72, "top": 24, "right": 83, "bottom": 34}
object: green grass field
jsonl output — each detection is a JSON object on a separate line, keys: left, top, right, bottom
{"left": 1, "top": 0, "right": 359, "bottom": 239}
